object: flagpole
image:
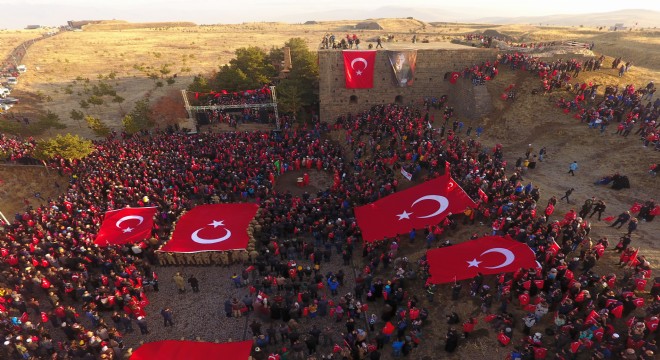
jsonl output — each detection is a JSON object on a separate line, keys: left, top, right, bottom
{"left": 0, "top": 210, "right": 9, "bottom": 225}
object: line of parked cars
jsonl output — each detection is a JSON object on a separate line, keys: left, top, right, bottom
{"left": 0, "top": 64, "right": 26, "bottom": 112}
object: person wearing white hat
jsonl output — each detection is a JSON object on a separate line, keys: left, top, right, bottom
{"left": 136, "top": 316, "right": 149, "bottom": 335}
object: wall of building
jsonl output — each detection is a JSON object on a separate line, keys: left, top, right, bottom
{"left": 318, "top": 47, "right": 497, "bottom": 121}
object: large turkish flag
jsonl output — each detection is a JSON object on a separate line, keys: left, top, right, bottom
{"left": 131, "top": 340, "right": 252, "bottom": 360}
{"left": 426, "top": 236, "right": 538, "bottom": 284}
{"left": 354, "top": 175, "right": 476, "bottom": 242}
{"left": 95, "top": 207, "right": 157, "bottom": 247}
{"left": 160, "top": 203, "right": 258, "bottom": 253}
{"left": 343, "top": 50, "right": 377, "bottom": 89}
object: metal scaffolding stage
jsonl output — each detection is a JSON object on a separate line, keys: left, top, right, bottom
{"left": 181, "top": 86, "right": 280, "bottom": 129}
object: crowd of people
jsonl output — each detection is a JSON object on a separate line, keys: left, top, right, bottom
{"left": 457, "top": 52, "right": 612, "bottom": 91}
{"left": 554, "top": 80, "right": 659, "bottom": 150}
{"left": 0, "top": 134, "right": 37, "bottom": 163}
{"left": 0, "top": 50, "right": 657, "bottom": 360}
{"left": 197, "top": 86, "right": 274, "bottom": 107}
{"left": 320, "top": 34, "right": 363, "bottom": 50}
{"left": 1, "top": 94, "right": 657, "bottom": 360}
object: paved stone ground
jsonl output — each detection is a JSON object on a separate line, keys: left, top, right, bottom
{"left": 127, "top": 249, "right": 360, "bottom": 355}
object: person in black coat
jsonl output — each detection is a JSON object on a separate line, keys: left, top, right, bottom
{"left": 445, "top": 328, "right": 459, "bottom": 353}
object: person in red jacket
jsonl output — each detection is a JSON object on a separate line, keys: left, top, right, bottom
{"left": 462, "top": 317, "right": 477, "bottom": 338}
{"left": 544, "top": 203, "right": 555, "bottom": 222}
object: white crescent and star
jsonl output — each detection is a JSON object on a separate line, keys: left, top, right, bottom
{"left": 115, "top": 215, "right": 144, "bottom": 233}
{"left": 466, "top": 248, "right": 516, "bottom": 269}
{"left": 350, "top": 57, "right": 368, "bottom": 76}
{"left": 396, "top": 195, "right": 450, "bottom": 220}
{"left": 411, "top": 195, "right": 449, "bottom": 218}
{"left": 191, "top": 220, "right": 232, "bottom": 244}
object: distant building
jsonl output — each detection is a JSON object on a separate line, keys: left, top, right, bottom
{"left": 25, "top": 25, "right": 41, "bottom": 30}
{"left": 609, "top": 23, "right": 628, "bottom": 31}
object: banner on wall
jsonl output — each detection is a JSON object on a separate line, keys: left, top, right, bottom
{"left": 387, "top": 50, "right": 417, "bottom": 87}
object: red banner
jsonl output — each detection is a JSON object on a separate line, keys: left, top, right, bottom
{"left": 426, "top": 236, "right": 538, "bottom": 284}
{"left": 354, "top": 175, "right": 476, "bottom": 242}
{"left": 160, "top": 203, "right": 258, "bottom": 253}
{"left": 387, "top": 50, "right": 417, "bottom": 87}
{"left": 95, "top": 207, "right": 157, "bottom": 247}
{"left": 343, "top": 50, "right": 376, "bottom": 89}
{"left": 131, "top": 340, "right": 252, "bottom": 360}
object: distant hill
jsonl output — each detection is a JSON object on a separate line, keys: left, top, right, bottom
{"left": 471, "top": 9, "right": 660, "bottom": 28}
{"left": 288, "top": 7, "right": 658, "bottom": 29}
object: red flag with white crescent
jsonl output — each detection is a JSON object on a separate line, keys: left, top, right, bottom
{"left": 449, "top": 72, "right": 460, "bottom": 84}
{"left": 343, "top": 50, "right": 377, "bottom": 89}
{"left": 478, "top": 188, "right": 489, "bottom": 203}
{"left": 131, "top": 340, "right": 252, "bottom": 360}
{"left": 548, "top": 240, "right": 560, "bottom": 256}
{"left": 629, "top": 202, "right": 642, "bottom": 213}
{"left": 160, "top": 203, "right": 258, "bottom": 253}
{"left": 354, "top": 174, "right": 476, "bottom": 242}
{"left": 426, "top": 236, "right": 538, "bottom": 284}
{"left": 94, "top": 207, "right": 157, "bottom": 247}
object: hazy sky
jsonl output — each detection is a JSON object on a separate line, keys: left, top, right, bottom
{"left": 1, "top": 0, "right": 659, "bottom": 29}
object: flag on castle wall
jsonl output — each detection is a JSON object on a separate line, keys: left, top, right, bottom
{"left": 343, "top": 50, "right": 377, "bottom": 89}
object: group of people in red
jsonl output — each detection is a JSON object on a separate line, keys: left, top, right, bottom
{"left": 0, "top": 48, "right": 657, "bottom": 360}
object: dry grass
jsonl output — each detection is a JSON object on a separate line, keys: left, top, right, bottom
{"left": 82, "top": 21, "right": 197, "bottom": 31}
{"left": 0, "top": 20, "right": 656, "bottom": 138}
{"left": 0, "top": 30, "right": 47, "bottom": 64}
{"left": 0, "top": 165, "right": 66, "bottom": 216}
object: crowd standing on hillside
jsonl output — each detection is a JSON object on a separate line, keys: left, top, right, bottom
{"left": 0, "top": 97, "right": 655, "bottom": 360}
{"left": 0, "top": 47, "right": 658, "bottom": 360}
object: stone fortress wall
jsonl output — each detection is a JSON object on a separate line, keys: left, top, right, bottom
{"left": 318, "top": 46, "right": 498, "bottom": 122}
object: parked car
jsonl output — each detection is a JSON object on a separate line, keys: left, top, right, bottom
{"left": 0, "top": 97, "right": 19, "bottom": 104}
{"left": 6, "top": 77, "right": 17, "bottom": 85}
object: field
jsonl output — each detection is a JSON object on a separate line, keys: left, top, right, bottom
{"left": 1, "top": 20, "right": 656, "bottom": 137}
{"left": 0, "top": 18, "right": 659, "bottom": 359}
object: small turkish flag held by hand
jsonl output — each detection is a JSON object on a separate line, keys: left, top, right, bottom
{"left": 548, "top": 240, "right": 560, "bottom": 256}
{"left": 161, "top": 203, "right": 258, "bottom": 253}
{"left": 629, "top": 202, "right": 642, "bottom": 213}
{"left": 649, "top": 205, "right": 660, "bottom": 216}
{"left": 426, "top": 236, "right": 538, "bottom": 284}
{"left": 449, "top": 72, "right": 460, "bottom": 84}
{"left": 343, "top": 50, "right": 377, "bottom": 89}
{"left": 95, "top": 207, "right": 157, "bottom": 247}
{"left": 478, "top": 188, "right": 489, "bottom": 203}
